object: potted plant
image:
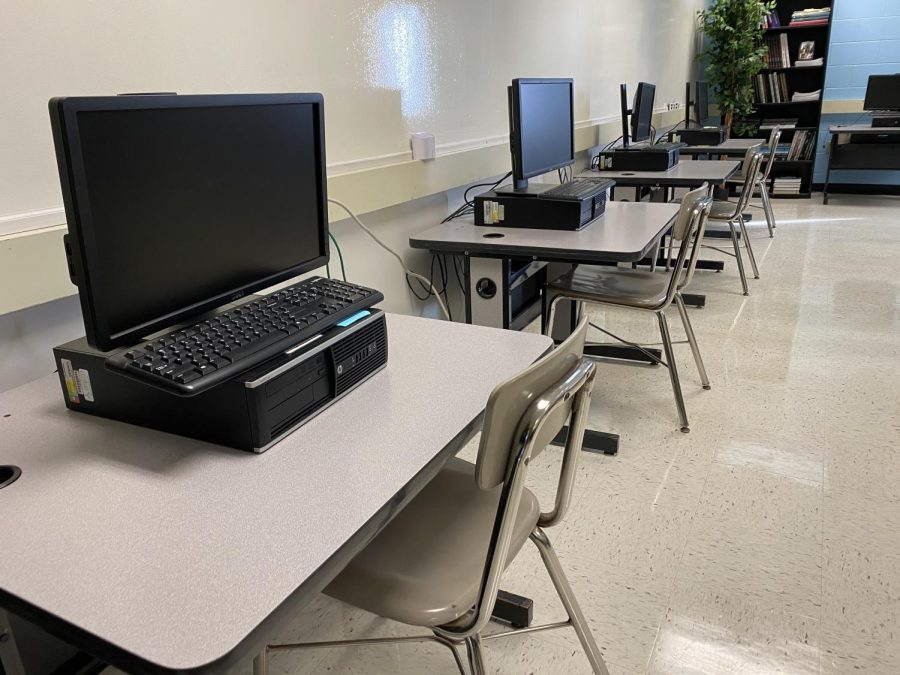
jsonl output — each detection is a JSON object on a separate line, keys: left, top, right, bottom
{"left": 698, "top": 0, "right": 775, "bottom": 138}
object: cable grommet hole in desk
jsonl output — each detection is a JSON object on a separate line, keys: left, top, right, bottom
{"left": 0, "top": 466, "right": 21, "bottom": 490}
{"left": 483, "top": 233, "right": 505, "bottom": 239}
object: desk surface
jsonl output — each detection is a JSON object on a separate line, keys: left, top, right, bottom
{"left": 829, "top": 124, "right": 900, "bottom": 134}
{"left": 581, "top": 159, "right": 739, "bottom": 187}
{"left": 0, "top": 314, "right": 550, "bottom": 675}
{"left": 679, "top": 138, "right": 759, "bottom": 156}
{"left": 410, "top": 201, "right": 679, "bottom": 263}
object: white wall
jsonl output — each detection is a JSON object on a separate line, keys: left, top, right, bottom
{"left": 0, "top": 0, "right": 709, "bottom": 390}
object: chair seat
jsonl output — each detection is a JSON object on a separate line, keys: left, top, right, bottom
{"left": 325, "top": 457, "right": 541, "bottom": 627}
{"left": 708, "top": 200, "right": 737, "bottom": 220}
{"left": 548, "top": 266, "right": 670, "bottom": 310}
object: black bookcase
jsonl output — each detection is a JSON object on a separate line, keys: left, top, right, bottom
{"left": 746, "top": 0, "right": 833, "bottom": 198}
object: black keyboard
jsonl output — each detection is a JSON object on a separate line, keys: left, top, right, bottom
{"left": 107, "top": 277, "right": 383, "bottom": 395}
{"left": 539, "top": 178, "right": 616, "bottom": 201}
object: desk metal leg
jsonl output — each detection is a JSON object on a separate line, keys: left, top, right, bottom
{"left": 0, "top": 610, "right": 25, "bottom": 675}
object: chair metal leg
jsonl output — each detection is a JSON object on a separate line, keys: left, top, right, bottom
{"left": 464, "top": 634, "right": 487, "bottom": 675}
{"left": 738, "top": 215, "right": 760, "bottom": 279}
{"left": 675, "top": 294, "right": 710, "bottom": 390}
{"left": 759, "top": 185, "right": 776, "bottom": 236}
{"left": 435, "top": 635, "right": 469, "bottom": 675}
{"left": 253, "top": 650, "right": 268, "bottom": 675}
{"left": 728, "top": 218, "right": 749, "bottom": 296}
{"left": 657, "top": 311, "right": 690, "bottom": 432}
{"left": 530, "top": 528, "right": 610, "bottom": 675}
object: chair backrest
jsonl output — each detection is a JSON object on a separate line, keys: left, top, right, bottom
{"left": 760, "top": 127, "right": 782, "bottom": 182}
{"left": 449, "top": 318, "right": 594, "bottom": 637}
{"left": 659, "top": 184, "right": 713, "bottom": 301}
{"left": 735, "top": 148, "right": 763, "bottom": 214}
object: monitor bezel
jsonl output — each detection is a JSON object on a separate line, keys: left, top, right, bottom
{"left": 49, "top": 93, "right": 330, "bottom": 352}
{"left": 509, "top": 78, "right": 575, "bottom": 187}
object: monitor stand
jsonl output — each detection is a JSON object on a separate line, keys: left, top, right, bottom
{"left": 494, "top": 182, "right": 555, "bottom": 197}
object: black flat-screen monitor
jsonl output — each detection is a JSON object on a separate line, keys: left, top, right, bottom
{"left": 695, "top": 81, "right": 711, "bottom": 125}
{"left": 49, "top": 93, "right": 329, "bottom": 351}
{"left": 631, "top": 82, "right": 656, "bottom": 143}
{"left": 508, "top": 78, "right": 574, "bottom": 191}
{"left": 864, "top": 74, "right": 900, "bottom": 111}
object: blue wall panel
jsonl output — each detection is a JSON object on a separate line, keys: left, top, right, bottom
{"left": 818, "top": 0, "right": 900, "bottom": 185}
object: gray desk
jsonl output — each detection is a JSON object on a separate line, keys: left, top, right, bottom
{"left": 0, "top": 314, "right": 550, "bottom": 675}
{"left": 411, "top": 201, "right": 678, "bottom": 458}
{"left": 582, "top": 160, "right": 740, "bottom": 276}
{"left": 581, "top": 159, "right": 740, "bottom": 191}
{"left": 678, "top": 138, "right": 759, "bottom": 158}
{"left": 411, "top": 201, "right": 679, "bottom": 328}
{"left": 824, "top": 124, "right": 900, "bottom": 204}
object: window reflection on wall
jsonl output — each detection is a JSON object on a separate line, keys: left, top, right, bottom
{"left": 364, "top": 2, "right": 435, "bottom": 121}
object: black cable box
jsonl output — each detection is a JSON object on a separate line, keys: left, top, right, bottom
{"left": 677, "top": 127, "right": 726, "bottom": 145}
{"left": 473, "top": 183, "right": 611, "bottom": 231}
{"left": 52, "top": 308, "right": 388, "bottom": 452}
{"left": 596, "top": 146, "right": 680, "bottom": 171}
{"left": 872, "top": 116, "right": 900, "bottom": 128}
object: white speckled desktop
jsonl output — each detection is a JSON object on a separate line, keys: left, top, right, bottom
{"left": 0, "top": 314, "right": 550, "bottom": 674}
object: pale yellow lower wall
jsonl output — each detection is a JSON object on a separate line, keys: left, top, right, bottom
{"left": 1, "top": 108, "right": 685, "bottom": 316}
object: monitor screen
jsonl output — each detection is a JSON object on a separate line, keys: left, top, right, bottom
{"left": 509, "top": 78, "right": 574, "bottom": 187}
{"left": 864, "top": 74, "right": 900, "bottom": 112}
{"left": 695, "top": 81, "right": 711, "bottom": 125}
{"left": 50, "top": 94, "right": 328, "bottom": 350}
{"left": 631, "top": 82, "right": 656, "bottom": 142}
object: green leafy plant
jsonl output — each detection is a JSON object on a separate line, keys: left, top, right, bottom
{"left": 697, "top": 0, "right": 775, "bottom": 137}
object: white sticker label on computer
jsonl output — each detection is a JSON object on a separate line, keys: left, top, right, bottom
{"left": 498, "top": 204, "right": 505, "bottom": 221}
{"left": 76, "top": 369, "right": 95, "bottom": 402}
{"left": 483, "top": 200, "right": 492, "bottom": 223}
{"left": 60, "top": 358, "right": 80, "bottom": 404}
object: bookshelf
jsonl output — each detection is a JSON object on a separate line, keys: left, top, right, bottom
{"left": 744, "top": 1, "right": 833, "bottom": 198}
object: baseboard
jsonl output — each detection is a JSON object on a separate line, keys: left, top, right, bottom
{"left": 814, "top": 183, "right": 900, "bottom": 196}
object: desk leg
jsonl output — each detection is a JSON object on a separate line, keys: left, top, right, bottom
{"left": 0, "top": 610, "right": 25, "bottom": 675}
{"left": 465, "top": 257, "right": 507, "bottom": 328}
{"left": 824, "top": 135, "right": 836, "bottom": 205}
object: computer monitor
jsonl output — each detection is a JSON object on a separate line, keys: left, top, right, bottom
{"left": 620, "top": 82, "right": 655, "bottom": 148}
{"left": 631, "top": 82, "right": 656, "bottom": 143}
{"left": 863, "top": 74, "right": 900, "bottom": 112}
{"left": 49, "top": 93, "right": 329, "bottom": 351}
{"left": 695, "top": 81, "right": 711, "bottom": 125}
{"left": 507, "top": 78, "right": 575, "bottom": 191}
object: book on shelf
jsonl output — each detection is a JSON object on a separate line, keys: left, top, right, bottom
{"left": 783, "top": 129, "right": 816, "bottom": 160}
{"left": 791, "top": 89, "right": 822, "bottom": 102}
{"left": 754, "top": 72, "right": 790, "bottom": 103}
{"left": 764, "top": 9, "right": 781, "bottom": 28}
{"left": 789, "top": 7, "right": 831, "bottom": 25}
{"left": 764, "top": 33, "right": 791, "bottom": 69}
{"left": 794, "top": 57, "right": 824, "bottom": 67}
{"left": 773, "top": 176, "right": 803, "bottom": 195}
{"left": 760, "top": 118, "right": 798, "bottom": 130}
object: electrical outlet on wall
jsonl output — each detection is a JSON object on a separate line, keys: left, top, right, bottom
{"left": 666, "top": 102, "right": 680, "bottom": 111}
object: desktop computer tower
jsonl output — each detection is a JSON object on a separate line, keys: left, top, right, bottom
{"left": 677, "top": 127, "right": 726, "bottom": 145}
{"left": 472, "top": 188, "right": 608, "bottom": 230}
{"left": 596, "top": 146, "right": 680, "bottom": 171}
{"left": 52, "top": 309, "right": 388, "bottom": 453}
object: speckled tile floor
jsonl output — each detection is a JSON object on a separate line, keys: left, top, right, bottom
{"left": 107, "top": 194, "right": 900, "bottom": 673}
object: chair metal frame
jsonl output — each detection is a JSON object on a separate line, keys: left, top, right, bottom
{"left": 544, "top": 188, "right": 713, "bottom": 433}
{"left": 256, "top": 323, "right": 609, "bottom": 675}
{"left": 756, "top": 127, "right": 782, "bottom": 237}
{"left": 706, "top": 146, "right": 763, "bottom": 296}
